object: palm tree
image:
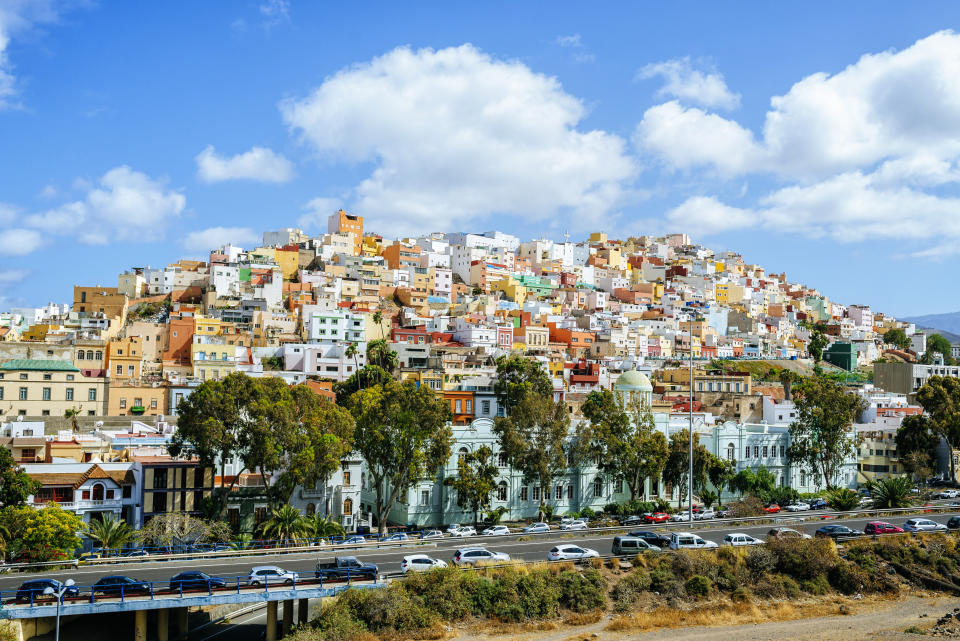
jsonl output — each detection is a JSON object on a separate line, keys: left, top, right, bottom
{"left": 367, "top": 339, "right": 398, "bottom": 371}
{"left": 87, "top": 514, "right": 135, "bottom": 552}
{"left": 259, "top": 505, "right": 309, "bottom": 545}
{"left": 372, "top": 310, "right": 384, "bottom": 339}
{"left": 64, "top": 408, "right": 80, "bottom": 433}
{"left": 345, "top": 342, "right": 360, "bottom": 385}
{"left": 868, "top": 477, "right": 914, "bottom": 509}
{"left": 230, "top": 533, "right": 253, "bottom": 551}
{"left": 303, "top": 514, "right": 346, "bottom": 541}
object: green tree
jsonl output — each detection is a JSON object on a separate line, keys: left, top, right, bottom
{"left": 662, "top": 429, "right": 713, "bottom": 509}
{"left": 303, "top": 514, "right": 346, "bottom": 540}
{"left": 728, "top": 467, "right": 778, "bottom": 500}
{"left": 137, "top": 513, "right": 228, "bottom": 549}
{"left": 494, "top": 392, "right": 570, "bottom": 520}
{"left": 1, "top": 504, "right": 83, "bottom": 562}
{"left": 493, "top": 354, "right": 553, "bottom": 415}
{"left": 578, "top": 390, "right": 667, "bottom": 500}
{"left": 895, "top": 414, "right": 939, "bottom": 480}
{"left": 64, "top": 408, "right": 81, "bottom": 433}
{"left": 926, "top": 334, "right": 956, "bottom": 364}
{"left": 867, "top": 477, "right": 914, "bottom": 509}
{"left": 778, "top": 369, "right": 801, "bottom": 401}
{"left": 260, "top": 505, "right": 309, "bottom": 543}
{"left": 914, "top": 376, "right": 960, "bottom": 478}
{"left": 345, "top": 342, "right": 360, "bottom": 379}
{"left": 372, "top": 310, "right": 385, "bottom": 339}
{"left": 348, "top": 380, "right": 453, "bottom": 536}
{"left": 808, "top": 327, "right": 829, "bottom": 363}
{"left": 334, "top": 365, "right": 394, "bottom": 405}
{"left": 882, "top": 328, "right": 911, "bottom": 350}
{"left": 86, "top": 514, "right": 135, "bottom": 552}
{"left": 824, "top": 487, "right": 859, "bottom": 511}
{"left": 444, "top": 445, "right": 498, "bottom": 528}
{"left": 0, "top": 446, "right": 39, "bottom": 509}
{"left": 366, "top": 339, "right": 399, "bottom": 372}
{"left": 788, "top": 376, "right": 866, "bottom": 489}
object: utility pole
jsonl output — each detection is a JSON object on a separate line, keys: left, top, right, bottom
{"left": 688, "top": 330, "right": 694, "bottom": 523}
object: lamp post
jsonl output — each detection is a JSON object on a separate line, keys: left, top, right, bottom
{"left": 43, "top": 579, "right": 74, "bottom": 641}
{"left": 688, "top": 333, "right": 694, "bottom": 524}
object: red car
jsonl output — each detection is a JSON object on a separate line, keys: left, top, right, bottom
{"left": 643, "top": 512, "right": 670, "bottom": 523}
{"left": 864, "top": 521, "right": 904, "bottom": 535}
{"left": 763, "top": 504, "right": 781, "bottom": 514}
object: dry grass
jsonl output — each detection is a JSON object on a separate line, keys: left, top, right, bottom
{"left": 378, "top": 625, "right": 447, "bottom": 641}
{"left": 608, "top": 557, "right": 621, "bottom": 571}
{"left": 605, "top": 598, "right": 860, "bottom": 632}
{"left": 562, "top": 610, "right": 604, "bottom": 626}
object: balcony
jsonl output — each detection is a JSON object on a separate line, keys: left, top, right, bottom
{"left": 32, "top": 498, "right": 123, "bottom": 511}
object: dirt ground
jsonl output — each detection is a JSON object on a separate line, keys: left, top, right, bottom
{"left": 456, "top": 594, "right": 960, "bottom": 641}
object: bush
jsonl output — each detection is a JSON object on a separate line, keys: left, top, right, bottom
{"left": 611, "top": 571, "right": 651, "bottom": 612}
{"left": 685, "top": 575, "right": 711, "bottom": 598}
{"left": 754, "top": 574, "right": 800, "bottom": 598}
{"left": 558, "top": 570, "right": 606, "bottom": 612}
{"left": 745, "top": 545, "right": 777, "bottom": 579}
{"left": 489, "top": 569, "right": 560, "bottom": 621}
{"left": 649, "top": 565, "right": 683, "bottom": 597}
{"left": 829, "top": 561, "right": 870, "bottom": 595}
{"left": 800, "top": 574, "right": 831, "bottom": 595}
{"left": 579, "top": 506, "right": 595, "bottom": 519}
{"left": 730, "top": 586, "right": 753, "bottom": 602}
{"left": 825, "top": 488, "right": 860, "bottom": 511}
{"left": 768, "top": 538, "right": 838, "bottom": 580}
{"left": 727, "top": 495, "right": 766, "bottom": 518}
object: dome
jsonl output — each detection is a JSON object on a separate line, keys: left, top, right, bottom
{"left": 614, "top": 369, "right": 653, "bottom": 392}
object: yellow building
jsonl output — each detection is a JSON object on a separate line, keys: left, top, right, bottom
{"left": 0, "top": 359, "right": 108, "bottom": 418}
{"left": 106, "top": 336, "right": 144, "bottom": 381}
{"left": 107, "top": 381, "right": 168, "bottom": 416}
{"left": 589, "top": 232, "right": 608, "bottom": 243}
{"left": 857, "top": 428, "right": 906, "bottom": 483}
{"left": 191, "top": 315, "right": 248, "bottom": 381}
{"left": 22, "top": 324, "right": 58, "bottom": 342}
{"left": 490, "top": 277, "right": 527, "bottom": 305}
{"left": 273, "top": 247, "right": 300, "bottom": 281}
{"left": 522, "top": 325, "right": 550, "bottom": 351}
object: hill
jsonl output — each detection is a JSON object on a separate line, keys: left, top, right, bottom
{"left": 902, "top": 311, "right": 960, "bottom": 342}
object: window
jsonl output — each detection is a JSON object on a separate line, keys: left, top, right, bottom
{"left": 116, "top": 365, "right": 123, "bottom": 375}
{"left": 127, "top": 365, "right": 135, "bottom": 376}
{"left": 43, "top": 374, "right": 51, "bottom": 381}
{"left": 593, "top": 477, "right": 603, "bottom": 498}
{"left": 520, "top": 486, "right": 528, "bottom": 501}
{"left": 745, "top": 446, "right": 750, "bottom": 459}
{"left": 420, "top": 490, "right": 430, "bottom": 505}
{"left": 457, "top": 447, "right": 468, "bottom": 463}
{"left": 497, "top": 452, "right": 507, "bottom": 467}
{"left": 555, "top": 484, "right": 563, "bottom": 500}
{"left": 153, "top": 468, "right": 168, "bottom": 489}
{"left": 727, "top": 443, "right": 735, "bottom": 462}
{"left": 0, "top": 388, "right": 3, "bottom": 400}
{"left": 567, "top": 484, "right": 574, "bottom": 499}
{"left": 41, "top": 387, "right": 51, "bottom": 401}
{"left": 779, "top": 445, "right": 785, "bottom": 458}
{"left": 465, "top": 400, "right": 472, "bottom": 414}
{"left": 614, "top": 478, "right": 624, "bottom": 494}
{"left": 194, "top": 469, "right": 204, "bottom": 488}
{"left": 532, "top": 486, "right": 541, "bottom": 501}
{"left": 120, "top": 399, "right": 126, "bottom": 409}
{"left": 19, "top": 373, "right": 26, "bottom": 380}
{"left": 753, "top": 445, "right": 759, "bottom": 458}
{"left": 18, "top": 387, "right": 27, "bottom": 400}
{"left": 78, "top": 351, "right": 85, "bottom": 360}
{"left": 343, "top": 498, "right": 353, "bottom": 515}
{"left": 343, "top": 471, "right": 351, "bottom": 486}
{"left": 497, "top": 483, "right": 507, "bottom": 501}
{"left": 455, "top": 399, "right": 462, "bottom": 413}
{"left": 151, "top": 399, "right": 158, "bottom": 409}
{"left": 95, "top": 351, "right": 102, "bottom": 360}
{"left": 153, "top": 492, "right": 167, "bottom": 513}
{"left": 762, "top": 446, "right": 768, "bottom": 458}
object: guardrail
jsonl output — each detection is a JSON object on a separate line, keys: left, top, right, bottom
{"left": 3, "top": 567, "right": 380, "bottom": 609}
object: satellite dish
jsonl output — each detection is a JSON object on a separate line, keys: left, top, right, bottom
{"left": 95, "top": 421, "right": 104, "bottom": 428}
{"left": 16, "top": 415, "right": 23, "bottom": 422}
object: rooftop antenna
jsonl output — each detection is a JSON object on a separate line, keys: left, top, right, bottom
{"left": 564, "top": 229, "right": 570, "bottom": 243}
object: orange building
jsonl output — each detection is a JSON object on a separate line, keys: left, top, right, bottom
{"left": 382, "top": 243, "right": 421, "bottom": 270}
{"left": 443, "top": 390, "right": 475, "bottom": 426}
{"left": 548, "top": 325, "right": 596, "bottom": 354}
{"left": 327, "top": 209, "right": 364, "bottom": 256}
{"left": 162, "top": 316, "right": 195, "bottom": 366}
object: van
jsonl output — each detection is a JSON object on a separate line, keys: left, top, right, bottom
{"left": 669, "top": 532, "right": 718, "bottom": 550}
{"left": 612, "top": 536, "right": 660, "bottom": 556}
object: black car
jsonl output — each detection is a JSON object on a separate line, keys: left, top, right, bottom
{"left": 815, "top": 524, "right": 862, "bottom": 540}
{"left": 93, "top": 575, "right": 151, "bottom": 595}
{"left": 628, "top": 530, "right": 672, "bottom": 548}
{"left": 168, "top": 572, "right": 227, "bottom": 591}
{"left": 619, "top": 515, "right": 643, "bottom": 526}
{"left": 15, "top": 579, "right": 79, "bottom": 602}
{"left": 948, "top": 516, "right": 960, "bottom": 529}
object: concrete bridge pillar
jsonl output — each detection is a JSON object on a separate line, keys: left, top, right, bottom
{"left": 266, "top": 601, "right": 278, "bottom": 641}
{"left": 157, "top": 608, "right": 169, "bottom": 641}
{"left": 298, "top": 598, "right": 309, "bottom": 625}
{"left": 134, "top": 610, "right": 148, "bottom": 641}
{"left": 282, "top": 599, "right": 294, "bottom": 635}
{"left": 175, "top": 607, "right": 188, "bottom": 639}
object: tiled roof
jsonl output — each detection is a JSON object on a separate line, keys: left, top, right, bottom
{"left": 0, "top": 359, "right": 79, "bottom": 372}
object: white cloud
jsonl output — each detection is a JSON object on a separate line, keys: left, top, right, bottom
{"left": 280, "top": 44, "right": 636, "bottom": 235}
{"left": 0, "top": 0, "right": 68, "bottom": 109}
{"left": 634, "top": 101, "right": 762, "bottom": 175}
{"left": 298, "top": 197, "right": 342, "bottom": 230}
{"left": 0, "top": 202, "right": 17, "bottom": 225}
{"left": 556, "top": 34, "right": 582, "bottom": 48}
{"left": 637, "top": 57, "right": 741, "bottom": 110}
{"left": 182, "top": 226, "right": 259, "bottom": 253}
{"left": 25, "top": 166, "right": 185, "bottom": 243}
{"left": 195, "top": 145, "right": 295, "bottom": 183}
{"left": 666, "top": 196, "right": 756, "bottom": 235}
{"left": 259, "top": 0, "right": 289, "bottom": 27}
{"left": 0, "top": 228, "right": 42, "bottom": 255}
{"left": 0, "top": 269, "right": 28, "bottom": 284}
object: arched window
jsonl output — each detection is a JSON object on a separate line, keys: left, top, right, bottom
{"left": 497, "top": 452, "right": 508, "bottom": 468}
{"left": 305, "top": 503, "right": 316, "bottom": 516}
{"left": 343, "top": 498, "right": 353, "bottom": 515}
{"left": 77, "top": 351, "right": 85, "bottom": 360}
{"left": 95, "top": 351, "right": 102, "bottom": 360}
{"left": 497, "top": 482, "right": 508, "bottom": 502}
{"left": 87, "top": 350, "right": 95, "bottom": 360}
{"left": 727, "top": 443, "right": 735, "bottom": 462}
{"left": 92, "top": 483, "right": 104, "bottom": 501}
{"left": 457, "top": 447, "right": 468, "bottom": 463}
{"left": 360, "top": 472, "right": 366, "bottom": 490}
{"left": 593, "top": 476, "right": 603, "bottom": 498}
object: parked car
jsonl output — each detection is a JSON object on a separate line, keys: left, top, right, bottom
{"left": 248, "top": 566, "right": 299, "bottom": 586}
{"left": 669, "top": 512, "right": 692, "bottom": 522}
{"left": 903, "top": 518, "right": 948, "bottom": 532}
{"left": 715, "top": 508, "right": 731, "bottom": 518}
{"left": 446, "top": 523, "right": 462, "bottom": 533}
{"left": 482, "top": 525, "right": 511, "bottom": 536}
{"left": 722, "top": 533, "right": 764, "bottom": 546}
{"left": 315, "top": 557, "right": 377, "bottom": 580}
{"left": 948, "top": 516, "right": 960, "bottom": 529}
{"left": 16, "top": 579, "right": 79, "bottom": 602}
{"left": 784, "top": 502, "right": 811, "bottom": 512}
{"left": 807, "top": 498, "right": 828, "bottom": 510}
{"left": 559, "top": 519, "right": 588, "bottom": 531}
{"left": 401, "top": 554, "right": 447, "bottom": 574}
{"left": 382, "top": 533, "right": 410, "bottom": 543}
{"left": 669, "top": 532, "right": 718, "bottom": 550}
{"left": 122, "top": 549, "right": 151, "bottom": 558}
{"left": 452, "top": 547, "right": 510, "bottom": 566}
{"left": 338, "top": 535, "right": 366, "bottom": 546}
{"left": 547, "top": 544, "right": 599, "bottom": 561}
{"left": 763, "top": 504, "right": 781, "bottom": 514}
{"left": 522, "top": 522, "right": 551, "bottom": 534}
{"left": 93, "top": 575, "right": 151, "bottom": 595}
{"left": 643, "top": 512, "right": 670, "bottom": 523}
{"left": 168, "top": 572, "right": 226, "bottom": 591}
{"left": 933, "top": 489, "right": 960, "bottom": 499}
{"left": 767, "top": 527, "right": 810, "bottom": 540}
{"left": 421, "top": 530, "right": 444, "bottom": 539}
{"left": 815, "top": 525, "right": 862, "bottom": 540}
{"left": 627, "top": 530, "right": 672, "bottom": 548}
{"left": 694, "top": 508, "right": 715, "bottom": 520}
{"left": 612, "top": 536, "right": 661, "bottom": 556}
{"left": 864, "top": 521, "right": 904, "bottom": 535}
{"left": 620, "top": 515, "right": 644, "bottom": 526}
{"left": 450, "top": 526, "right": 477, "bottom": 537}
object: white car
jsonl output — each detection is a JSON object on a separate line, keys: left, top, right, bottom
{"left": 547, "top": 544, "right": 599, "bottom": 561}
{"left": 445, "top": 523, "right": 461, "bottom": 534}
{"left": 482, "top": 525, "right": 510, "bottom": 536}
{"left": 904, "top": 518, "right": 948, "bottom": 532}
{"left": 248, "top": 566, "right": 299, "bottom": 586}
{"left": 452, "top": 547, "right": 510, "bottom": 566}
{"left": 559, "top": 519, "right": 588, "bottom": 531}
{"left": 722, "top": 533, "right": 764, "bottom": 547}
{"left": 670, "top": 512, "right": 692, "bottom": 522}
{"left": 401, "top": 554, "right": 448, "bottom": 573}
{"left": 450, "top": 526, "right": 477, "bottom": 537}
{"left": 694, "top": 509, "right": 715, "bottom": 520}
{"left": 522, "top": 522, "right": 551, "bottom": 534}
{"left": 785, "top": 502, "right": 811, "bottom": 512}
{"left": 420, "top": 530, "right": 444, "bottom": 539}
{"left": 338, "top": 535, "right": 366, "bottom": 546}
{"left": 669, "top": 532, "right": 718, "bottom": 550}
{"left": 382, "top": 533, "right": 409, "bottom": 542}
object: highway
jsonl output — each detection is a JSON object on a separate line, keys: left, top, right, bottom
{"left": 3, "top": 507, "right": 959, "bottom": 594}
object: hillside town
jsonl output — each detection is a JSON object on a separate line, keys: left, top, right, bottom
{"left": 0, "top": 210, "right": 958, "bottom": 538}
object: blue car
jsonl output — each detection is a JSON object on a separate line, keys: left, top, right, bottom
{"left": 808, "top": 498, "right": 827, "bottom": 510}
{"left": 168, "top": 572, "right": 226, "bottom": 591}
{"left": 16, "top": 579, "right": 78, "bottom": 602}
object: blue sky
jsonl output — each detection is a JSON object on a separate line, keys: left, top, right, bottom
{"left": 2, "top": 1, "right": 960, "bottom": 317}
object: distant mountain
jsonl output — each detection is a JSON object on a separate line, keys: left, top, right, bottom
{"left": 903, "top": 311, "right": 960, "bottom": 342}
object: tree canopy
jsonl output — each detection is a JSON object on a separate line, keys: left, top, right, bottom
{"left": 925, "top": 334, "right": 957, "bottom": 365}
{"left": 662, "top": 429, "right": 718, "bottom": 509}
{"left": 444, "top": 445, "right": 498, "bottom": 528}
{"left": 493, "top": 354, "right": 553, "bottom": 415}
{"left": 882, "top": 328, "right": 911, "bottom": 350}
{"left": 808, "top": 327, "right": 829, "bottom": 363}
{"left": 0, "top": 446, "right": 39, "bottom": 509}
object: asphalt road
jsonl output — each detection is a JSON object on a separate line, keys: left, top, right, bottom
{"left": 3, "top": 507, "right": 959, "bottom": 595}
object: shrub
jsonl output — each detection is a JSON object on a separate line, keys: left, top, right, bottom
{"left": 558, "top": 570, "right": 607, "bottom": 613}
{"left": 611, "top": 570, "right": 652, "bottom": 612}
{"left": 825, "top": 488, "right": 860, "bottom": 511}
{"left": 685, "top": 575, "right": 712, "bottom": 598}
{"left": 313, "top": 601, "right": 369, "bottom": 641}
{"left": 489, "top": 569, "right": 560, "bottom": 621}
{"left": 649, "top": 565, "right": 683, "bottom": 597}
{"left": 800, "top": 574, "right": 831, "bottom": 595}
{"left": 754, "top": 574, "right": 800, "bottom": 598}
{"left": 768, "top": 537, "right": 838, "bottom": 580}
{"left": 730, "top": 586, "right": 753, "bottom": 602}
{"left": 580, "top": 506, "right": 595, "bottom": 519}
{"left": 727, "top": 495, "right": 766, "bottom": 518}
{"left": 745, "top": 545, "right": 776, "bottom": 579}
{"left": 829, "top": 561, "right": 871, "bottom": 595}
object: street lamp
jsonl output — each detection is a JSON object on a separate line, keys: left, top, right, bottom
{"left": 43, "top": 579, "right": 74, "bottom": 641}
